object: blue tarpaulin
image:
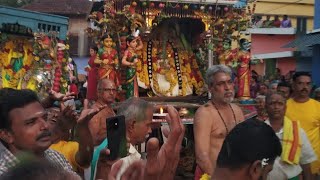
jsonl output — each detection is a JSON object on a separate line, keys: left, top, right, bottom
{"left": 233, "top": 0, "right": 247, "bottom": 9}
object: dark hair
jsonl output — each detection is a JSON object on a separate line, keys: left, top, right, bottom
{"left": 251, "top": 70, "right": 258, "bottom": 76}
{"left": 1, "top": 159, "right": 73, "bottom": 180}
{"left": 292, "top": 72, "right": 311, "bottom": 82}
{"left": 0, "top": 88, "right": 40, "bottom": 130}
{"left": 217, "top": 118, "right": 282, "bottom": 169}
{"left": 239, "top": 38, "right": 248, "bottom": 45}
{"left": 265, "top": 91, "right": 286, "bottom": 104}
{"left": 90, "top": 45, "right": 98, "bottom": 52}
{"left": 277, "top": 81, "right": 292, "bottom": 91}
{"left": 101, "top": 34, "right": 113, "bottom": 41}
{"left": 223, "top": 38, "right": 231, "bottom": 44}
{"left": 259, "top": 83, "right": 268, "bottom": 89}
{"left": 126, "top": 35, "right": 136, "bottom": 44}
{"left": 251, "top": 76, "right": 257, "bottom": 82}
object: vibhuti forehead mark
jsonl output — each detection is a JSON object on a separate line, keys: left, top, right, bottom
{"left": 34, "top": 110, "right": 46, "bottom": 117}
{"left": 23, "top": 110, "right": 46, "bottom": 121}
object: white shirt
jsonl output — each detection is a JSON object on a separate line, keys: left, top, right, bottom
{"left": 265, "top": 120, "right": 317, "bottom": 179}
{"left": 115, "top": 144, "right": 141, "bottom": 180}
{"left": 83, "top": 81, "right": 88, "bottom": 88}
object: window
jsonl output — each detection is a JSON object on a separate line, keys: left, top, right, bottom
{"left": 37, "top": 23, "right": 61, "bottom": 33}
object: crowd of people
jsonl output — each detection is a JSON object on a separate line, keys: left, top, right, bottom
{"left": 193, "top": 65, "right": 320, "bottom": 180}
{"left": 252, "top": 15, "right": 292, "bottom": 28}
{"left": 0, "top": 64, "right": 319, "bottom": 180}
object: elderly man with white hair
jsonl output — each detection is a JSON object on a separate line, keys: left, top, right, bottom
{"left": 194, "top": 65, "right": 245, "bottom": 179}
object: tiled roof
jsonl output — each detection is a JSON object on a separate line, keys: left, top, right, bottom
{"left": 22, "top": 0, "right": 93, "bottom": 16}
{"left": 283, "top": 32, "right": 320, "bottom": 49}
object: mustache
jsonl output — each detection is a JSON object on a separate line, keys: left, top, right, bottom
{"left": 36, "top": 131, "right": 52, "bottom": 141}
{"left": 224, "top": 91, "right": 234, "bottom": 96}
{"left": 301, "top": 89, "right": 308, "bottom": 92}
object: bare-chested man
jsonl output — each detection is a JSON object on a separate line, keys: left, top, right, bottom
{"left": 89, "top": 79, "right": 116, "bottom": 146}
{"left": 194, "top": 65, "right": 245, "bottom": 179}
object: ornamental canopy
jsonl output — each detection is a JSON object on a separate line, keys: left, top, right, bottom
{"left": 140, "top": 0, "right": 239, "bottom": 5}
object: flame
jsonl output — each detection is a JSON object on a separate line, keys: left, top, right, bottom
{"left": 160, "top": 107, "right": 163, "bottom": 114}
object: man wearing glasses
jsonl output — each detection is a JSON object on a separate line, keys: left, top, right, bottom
{"left": 89, "top": 79, "right": 117, "bottom": 146}
{"left": 286, "top": 72, "right": 320, "bottom": 178}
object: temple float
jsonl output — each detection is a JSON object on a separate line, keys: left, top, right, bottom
{"left": 0, "top": 26, "right": 74, "bottom": 99}
{"left": 86, "top": 0, "right": 258, "bottom": 103}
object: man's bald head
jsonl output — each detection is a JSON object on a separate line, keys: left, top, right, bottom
{"left": 97, "top": 79, "right": 115, "bottom": 91}
{"left": 97, "top": 79, "right": 117, "bottom": 104}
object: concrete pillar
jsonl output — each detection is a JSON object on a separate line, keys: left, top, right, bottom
{"left": 78, "top": 29, "right": 85, "bottom": 57}
{"left": 314, "top": 0, "right": 320, "bottom": 29}
{"left": 312, "top": 1, "right": 320, "bottom": 86}
{"left": 312, "top": 45, "right": 320, "bottom": 86}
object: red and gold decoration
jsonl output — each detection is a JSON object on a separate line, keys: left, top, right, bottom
{"left": 85, "top": 0, "right": 254, "bottom": 98}
{"left": 138, "top": 38, "right": 205, "bottom": 97}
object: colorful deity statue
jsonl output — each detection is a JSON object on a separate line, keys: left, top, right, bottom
{"left": 218, "top": 38, "right": 237, "bottom": 66}
{"left": 136, "top": 21, "right": 205, "bottom": 97}
{"left": 122, "top": 35, "right": 143, "bottom": 98}
{"left": 0, "top": 38, "right": 33, "bottom": 89}
{"left": 86, "top": 45, "right": 99, "bottom": 101}
{"left": 237, "top": 38, "right": 251, "bottom": 100}
{"left": 95, "top": 34, "right": 120, "bottom": 87}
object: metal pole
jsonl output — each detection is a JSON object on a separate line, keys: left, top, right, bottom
{"left": 207, "top": 36, "right": 213, "bottom": 99}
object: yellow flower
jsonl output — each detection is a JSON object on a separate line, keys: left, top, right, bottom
{"left": 34, "top": 56, "right": 40, "bottom": 61}
{"left": 65, "top": 45, "right": 70, "bottom": 50}
{"left": 200, "top": 173, "right": 211, "bottom": 180}
{"left": 63, "top": 82, "right": 68, "bottom": 88}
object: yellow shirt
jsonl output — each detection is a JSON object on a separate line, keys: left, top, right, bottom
{"left": 286, "top": 98, "right": 320, "bottom": 174}
{"left": 50, "top": 141, "right": 80, "bottom": 171}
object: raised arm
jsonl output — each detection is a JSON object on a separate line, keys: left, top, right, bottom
{"left": 121, "top": 50, "right": 134, "bottom": 67}
{"left": 108, "top": 106, "right": 185, "bottom": 180}
{"left": 41, "top": 90, "right": 75, "bottom": 108}
{"left": 94, "top": 56, "right": 102, "bottom": 65}
{"left": 75, "top": 99, "right": 106, "bottom": 167}
{"left": 193, "top": 106, "right": 213, "bottom": 175}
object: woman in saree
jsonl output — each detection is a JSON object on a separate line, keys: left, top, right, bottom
{"left": 237, "top": 38, "right": 251, "bottom": 100}
{"left": 95, "top": 34, "right": 120, "bottom": 88}
{"left": 121, "top": 35, "right": 143, "bottom": 98}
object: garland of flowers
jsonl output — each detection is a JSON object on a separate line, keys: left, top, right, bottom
{"left": 146, "top": 40, "right": 153, "bottom": 87}
{"left": 136, "top": 41, "right": 150, "bottom": 87}
{"left": 148, "top": 40, "right": 179, "bottom": 96}
{"left": 142, "top": 39, "right": 204, "bottom": 96}
{"left": 53, "top": 42, "right": 64, "bottom": 92}
{"left": 152, "top": 72, "right": 177, "bottom": 96}
{"left": 168, "top": 40, "right": 183, "bottom": 90}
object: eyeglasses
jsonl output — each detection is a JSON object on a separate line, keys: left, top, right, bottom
{"left": 99, "top": 88, "right": 117, "bottom": 93}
